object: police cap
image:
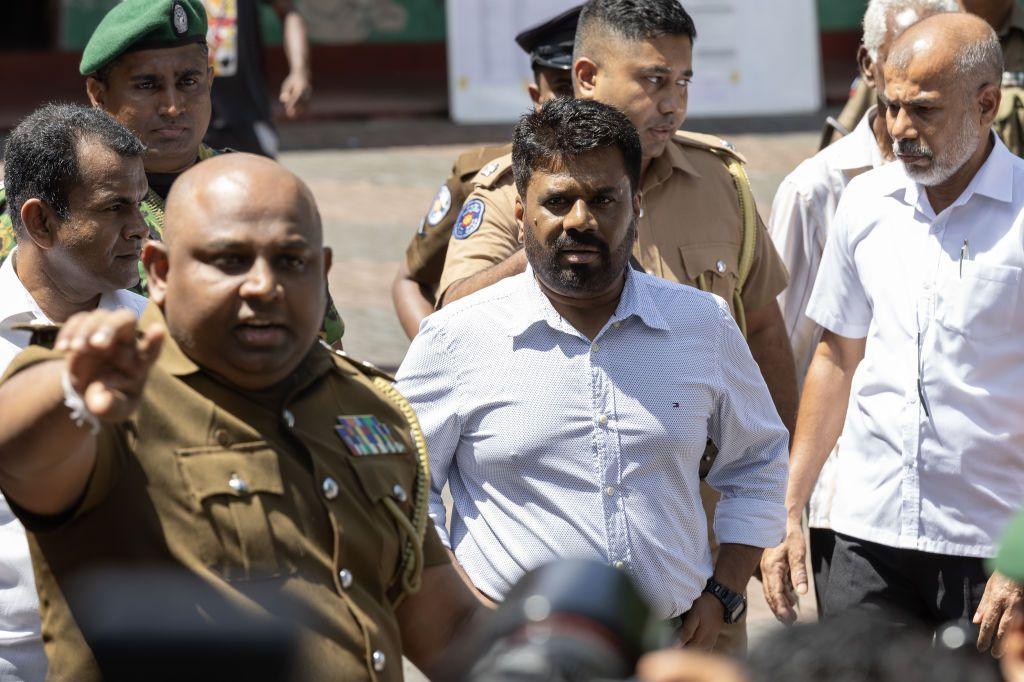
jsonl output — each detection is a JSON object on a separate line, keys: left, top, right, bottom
{"left": 80, "top": 0, "right": 208, "bottom": 76}
{"left": 515, "top": 5, "right": 583, "bottom": 71}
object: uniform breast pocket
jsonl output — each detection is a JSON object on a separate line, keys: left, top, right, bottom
{"left": 678, "top": 243, "right": 739, "bottom": 303}
{"left": 937, "top": 261, "right": 1021, "bottom": 340}
{"left": 346, "top": 455, "right": 417, "bottom": 591}
{"left": 176, "top": 443, "right": 287, "bottom": 581}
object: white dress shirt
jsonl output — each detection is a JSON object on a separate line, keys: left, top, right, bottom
{"left": 0, "top": 250, "right": 147, "bottom": 681}
{"left": 807, "top": 134, "right": 1024, "bottom": 558}
{"left": 397, "top": 266, "right": 789, "bottom": 618}
{"left": 768, "top": 108, "right": 886, "bottom": 530}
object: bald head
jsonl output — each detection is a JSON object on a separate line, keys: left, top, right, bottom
{"left": 887, "top": 12, "right": 1003, "bottom": 91}
{"left": 163, "top": 152, "right": 322, "bottom": 250}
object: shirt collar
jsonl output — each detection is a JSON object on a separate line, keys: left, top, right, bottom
{"left": 0, "top": 250, "right": 48, "bottom": 330}
{"left": 897, "top": 133, "right": 1015, "bottom": 211}
{"left": 642, "top": 141, "right": 701, "bottom": 193}
{"left": 508, "top": 265, "right": 670, "bottom": 338}
{"left": 833, "top": 106, "right": 885, "bottom": 172}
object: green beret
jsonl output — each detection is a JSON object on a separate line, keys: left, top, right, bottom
{"left": 990, "top": 510, "right": 1024, "bottom": 581}
{"left": 80, "top": 0, "right": 208, "bottom": 76}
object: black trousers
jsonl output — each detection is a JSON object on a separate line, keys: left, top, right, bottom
{"left": 809, "top": 527, "right": 835, "bottom": 614}
{"left": 823, "top": 532, "right": 988, "bottom": 628}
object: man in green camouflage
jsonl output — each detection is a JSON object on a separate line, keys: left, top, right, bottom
{"left": 0, "top": 0, "right": 344, "bottom": 343}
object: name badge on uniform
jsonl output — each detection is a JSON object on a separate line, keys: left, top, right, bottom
{"left": 335, "top": 415, "right": 406, "bottom": 455}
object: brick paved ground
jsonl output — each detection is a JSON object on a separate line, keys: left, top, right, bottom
{"left": 276, "top": 119, "right": 823, "bottom": 676}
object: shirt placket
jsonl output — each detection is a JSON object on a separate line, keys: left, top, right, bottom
{"left": 590, "top": 334, "right": 627, "bottom": 570}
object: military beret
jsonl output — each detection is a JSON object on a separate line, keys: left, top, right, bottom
{"left": 990, "top": 510, "right": 1024, "bottom": 582}
{"left": 80, "top": 0, "right": 208, "bottom": 76}
{"left": 515, "top": 5, "right": 582, "bottom": 71}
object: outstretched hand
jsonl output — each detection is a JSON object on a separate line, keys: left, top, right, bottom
{"left": 55, "top": 309, "right": 164, "bottom": 423}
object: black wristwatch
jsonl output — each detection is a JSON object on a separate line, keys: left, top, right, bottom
{"left": 703, "top": 578, "right": 746, "bottom": 624}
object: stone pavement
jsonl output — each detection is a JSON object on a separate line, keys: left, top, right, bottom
{"left": 276, "top": 119, "right": 823, "bottom": 676}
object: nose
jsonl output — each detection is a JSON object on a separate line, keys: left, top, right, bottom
{"left": 158, "top": 85, "right": 184, "bottom": 118}
{"left": 562, "top": 198, "right": 597, "bottom": 233}
{"left": 657, "top": 83, "right": 686, "bottom": 117}
{"left": 888, "top": 106, "right": 916, "bottom": 142}
{"left": 124, "top": 204, "right": 149, "bottom": 241}
{"left": 239, "top": 257, "right": 283, "bottom": 302}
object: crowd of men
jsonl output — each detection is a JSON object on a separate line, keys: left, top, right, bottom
{"left": 1, "top": 0, "right": 1024, "bottom": 680}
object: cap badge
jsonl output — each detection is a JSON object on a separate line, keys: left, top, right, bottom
{"left": 172, "top": 3, "right": 189, "bottom": 36}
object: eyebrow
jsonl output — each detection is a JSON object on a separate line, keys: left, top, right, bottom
{"left": 641, "top": 65, "right": 694, "bottom": 78}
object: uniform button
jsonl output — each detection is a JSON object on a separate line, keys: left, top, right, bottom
{"left": 283, "top": 409, "right": 295, "bottom": 428}
{"left": 214, "top": 428, "right": 231, "bottom": 447}
{"left": 604, "top": 485, "right": 615, "bottom": 496}
{"left": 228, "top": 473, "right": 249, "bottom": 495}
{"left": 598, "top": 414, "right": 609, "bottom": 426}
{"left": 392, "top": 484, "right": 408, "bottom": 503}
{"left": 613, "top": 560, "right": 626, "bottom": 570}
{"left": 372, "top": 650, "right": 386, "bottom": 672}
{"left": 322, "top": 477, "right": 339, "bottom": 500}
{"left": 339, "top": 568, "right": 353, "bottom": 589}
{"left": 716, "top": 259, "right": 727, "bottom": 274}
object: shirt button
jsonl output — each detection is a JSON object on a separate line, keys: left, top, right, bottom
{"left": 598, "top": 414, "right": 609, "bottom": 426}
{"left": 716, "top": 259, "right": 727, "bottom": 274}
{"left": 283, "top": 408, "right": 295, "bottom": 428}
{"left": 392, "top": 483, "right": 408, "bottom": 503}
{"left": 612, "top": 321, "right": 621, "bottom": 329}
{"left": 604, "top": 485, "right": 615, "bottom": 496}
{"left": 322, "top": 477, "right": 339, "bottom": 500}
{"left": 591, "top": 341, "right": 600, "bottom": 352}
{"left": 214, "top": 428, "right": 231, "bottom": 447}
{"left": 339, "top": 568, "right": 353, "bottom": 589}
{"left": 228, "top": 473, "right": 249, "bottom": 495}
{"left": 613, "top": 560, "right": 626, "bottom": 570}
{"left": 372, "top": 650, "right": 386, "bottom": 672}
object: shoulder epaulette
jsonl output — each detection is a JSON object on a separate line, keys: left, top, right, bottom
{"left": 468, "top": 152, "right": 514, "bottom": 189}
{"left": 324, "top": 344, "right": 397, "bottom": 383}
{"left": 453, "top": 143, "right": 512, "bottom": 182}
{"left": 12, "top": 322, "right": 60, "bottom": 349}
{"left": 673, "top": 130, "right": 748, "bottom": 165}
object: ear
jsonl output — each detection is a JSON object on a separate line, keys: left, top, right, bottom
{"left": 19, "top": 198, "right": 58, "bottom": 249}
{"left": 514, "top": 194, "right": 526, "bottom": 244}
{"left": 85, "top": 76, "right": 106, "bottom": 108}
{"left": 979, "top": 82, "right": 1002, "bottom": 127}
{"left": 323, "top": 246, "right": 333, "bottom": 276}
{"left": 633, "top": 191, "right": 643, "bottom": 218}
{"left": 528, "top": 82, "right": 542, "bottom": 110}
{"left": 142, "top": 240, "right": 170, "bottom": 305}
{"left": 574, "top": 57, "right": 599, "bottom": 98}
{"left": 857, "top": 45, "right": 877, "bottom": 89}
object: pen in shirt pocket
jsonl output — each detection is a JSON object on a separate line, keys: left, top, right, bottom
{"left": 959, "top": 239, "right": 970, "bottom": 278}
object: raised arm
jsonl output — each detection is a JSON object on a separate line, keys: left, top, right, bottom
{"left": 272, "top": 0, "right": 312, "bottom": 119}
{"left": 0, "top": 309, "right": 162, "bottom": 516}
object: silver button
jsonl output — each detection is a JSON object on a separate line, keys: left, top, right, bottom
{"left": 372, "top": 650, "right": 386, "bottom": 672}
{"left": 598, "top": 414, "right": 608, "bottom": 426}
{"left": 228, "top": 473, "right": 249, "bottom": 495}
{"left": 604, "top": 485, "right": 615, "bottom": 496}
{"left": 322, "top": 477, "right": 339, "bottom": 500}
{"left": 613, "top": 560, "right": 626, "bottom": 570}
{"left": 612, "top": 321, "right": 621, "bottom": 329}
{"left": 283, "top": 409, "right": 295, "bottom": 428}
{"left": 716, "top": 259, "right": 727, "bottom": 274}
{"left": 339, "top": 568, "right": 353, "bottom": 589}
{"left": 392, "top": 484, "right": 408, "bottom": 503}
{"left": 591, "top": 341, "right": 600, "bottom": 352}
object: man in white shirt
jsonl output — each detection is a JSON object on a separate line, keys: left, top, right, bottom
{"left": 763, "top": 0, "right": 958, "bottom": 619}
{"left": 771, "top": 12, "right": 1024, "bottom": 656}
{"left": 397, "top": 97, "right": 789, "bottom": 652}
{"left": 0, "top": 104, "right": 148, "bottom": 680}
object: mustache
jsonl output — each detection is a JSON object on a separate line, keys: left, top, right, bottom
{"left": 893, "top": 138, "right": 933, "bottom": 159}
{"left": 551, "top": 231, "right": 609, "bottom": 252}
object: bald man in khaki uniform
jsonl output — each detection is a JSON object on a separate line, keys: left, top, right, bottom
{"left": 435, "top": 0, "right": 797, "bottom": 655}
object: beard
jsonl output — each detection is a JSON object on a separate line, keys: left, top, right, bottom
{"left": 524, "top": 221, "right": 637, "bottom": 297}
{"left": 894, "top": 115, "right": 981, "bottom": 187}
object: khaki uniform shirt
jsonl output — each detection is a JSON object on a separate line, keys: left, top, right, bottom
{"left": 0, "top": 304, "right": 447, "bottom": 681}
{"left": 820, "top": 3, "right": 1024, "bottom": 153}
{"left": 405, "top": 143, "right": 511, "bottom": 300}
{"left": 438, "top": 132, "right": 789, "bottom": 319}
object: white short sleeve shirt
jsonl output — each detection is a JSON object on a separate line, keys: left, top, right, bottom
{"left": 806, "top": 135, "right": 1024, "bottom": 557}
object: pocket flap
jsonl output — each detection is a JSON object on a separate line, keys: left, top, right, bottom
{"left": 678, "top": 243, "right": 739, "bottom": 282}
{"left": 347, "top": 456, "right": 410, "bottom": 504}
{"left": 177, "top": 445, "right": 284, "bottom": 501}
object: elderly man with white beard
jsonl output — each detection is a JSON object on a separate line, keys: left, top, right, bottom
{"left": 769, "top": 11, "right": 1024, "bottom": 656}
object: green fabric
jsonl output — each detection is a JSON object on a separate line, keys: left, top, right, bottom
{"left": 79, "top": 0, "right": 208, "bottom": 75}
{"left": 991, "top": 510, "right": 1024, "bottom": 580}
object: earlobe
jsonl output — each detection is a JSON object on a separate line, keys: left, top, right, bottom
{"left": 85, "top": 76, "right": 105, "bottom": 108}
{"left": 574, "top": 58, "right": 598, "bottom": 95}
{"left": 857, "top": 46, "right": 876, "bottom": 88}
{"left": 323, "top": 247, "right": 333, "bottom": 275}
{"left": 141, "top": 241, "right": 170, "bottom": 304}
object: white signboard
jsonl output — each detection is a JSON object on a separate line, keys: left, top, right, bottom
{"left": 447, "top": 0, "right": 822, "bottom": 123}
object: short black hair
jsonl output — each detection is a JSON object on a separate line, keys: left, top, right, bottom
{"left": 3, "top": 104, "right": 145, "bottom": 237}
{"left": 574, "top": 0, "right": 697, "bottom": 60}
{"left": 512, "top": 97, "right": 642, "bottom": 198}
{"left": 747, "top": 611, "right": 998, "bottom": 682}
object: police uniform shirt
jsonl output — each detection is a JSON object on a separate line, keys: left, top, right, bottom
{"left": 0, "top": 303, "right": 448, "bottom": 682}
{"left": 405, "top": 143, "right": 511, "bottom": 298}
{"left": 437, "top": 133, "right": 789, "bottom": 321}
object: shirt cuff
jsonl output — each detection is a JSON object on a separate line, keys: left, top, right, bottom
{"left": 805, "top": 303, "right": 870, "bottom": 339}
{"left": 714, "top": 497, "right": 786, "bottom": 548}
